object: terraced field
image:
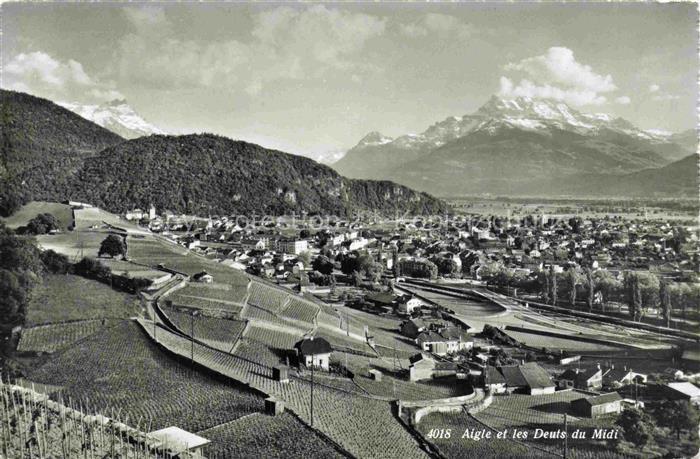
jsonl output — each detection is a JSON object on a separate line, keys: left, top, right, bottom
{"left": 197, "top": 413, "right": 345, "bottom": 458}
{"left": 138, "top": 320, "right": 430, "bottom": 459}
{"left": 164, "top": 307, "right": 247, "bottom": 352}
{"left": 26, "top": 274, "right": 141, "bottom": 326}
{"left": 244, "top": 325, "right": 303, "bottom": 350}
{"left": 26, "top": 320, "right": 265, "bottom": 432}
{"left": 280, "top": 297, "right": 320, "bottom": 325}
{"left": 17, "top": 319, "right": 118, "bottom": 353}
{"left": 247, "top": 282, "right": 290, "bottom": 313}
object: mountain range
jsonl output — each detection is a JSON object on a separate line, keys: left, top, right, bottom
{"left": 0, "top": 89, "right": 446, "bottom": 217}
{"left": 334, "top": 96, "right": 697, "bottom": 197}
{"left": 57, "top": 99, "right": 165, "bottom": 139}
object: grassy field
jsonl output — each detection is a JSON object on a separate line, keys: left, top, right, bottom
{"left": 26, "top": 274, "right": 141, "bottom": 326}
{"left": 2, "top": 201, "right": 74, "bottom": 230}
{"left": 26, "top": 320, "right": 266, "bottom": 433}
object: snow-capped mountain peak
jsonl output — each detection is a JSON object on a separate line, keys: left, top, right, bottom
{"left": 356, "top": 131, "right": 394, "bottom": 147}
{"left": 57, "top": 99, "right": 165, "bottom": 139}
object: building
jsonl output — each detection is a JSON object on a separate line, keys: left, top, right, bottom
{"left": 493, "top": 362, "right": 556, "bottom": 395}
{"left": 483, "top": 366, "right": 507, "bottom": 394}
{"left": 602, "top": 366, "right": 647, "bottom": 389}
{"left": 408, "top": 352, "right": 457, "bottom": 381}
{"left": 400, "top": 318, "right": 428, "bottom": 339}
{"left": 295, "top": 337, "right": 332, "bottom": 371}
{"left": 571, "top": 392, "right": 623, "bottom": 418}
{"left": 558, "top": 367, "right": 603, "bottom": 391}
{"left": 279, "top": 239, "right": 308, "bottom": 255}
{"left": 192, "top": 271, "right": 213, "bottom": 283}
{"left": 148, "top": 426, "right": 210, "bottom": 455}
{"left": 396, "top": 295, "right": 422, "bottom": 315}
{"left": 125, "top": 209, "right": 145, "bottom": 221}
{"left": 664, "top": 382, "right": 700, "bottom": 406}
{"left": 415, "top": 326, "right": 472, "bottom": 356}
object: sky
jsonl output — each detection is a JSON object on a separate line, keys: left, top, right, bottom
{"left": 1, "top": 2, "right": 697, "bottom": 159}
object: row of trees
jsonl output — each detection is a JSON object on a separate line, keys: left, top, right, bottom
{"left": 481, "top": 262, "right": 699, "bottom": 323}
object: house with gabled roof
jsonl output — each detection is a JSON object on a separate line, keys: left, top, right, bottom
{"left": 571, "top": 392, "right": 623, "bottom": 418}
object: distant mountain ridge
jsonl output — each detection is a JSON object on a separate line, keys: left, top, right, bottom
{"left": 0, "top": 89, "right": 447, "bottom": 217}
{"left": 334, "top": 96, "right": 696, "bottom": 197}
{"left": 57, "top": 99, "right": 165, "bottom": 139}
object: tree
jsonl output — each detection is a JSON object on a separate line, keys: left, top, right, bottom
{"left": 391, "top": 248, "right": 399, "bottom": 277}
{"left": 0, "top": 269, "right": 30, "bottom": 330}
{"left": 550, "top": 267, "right": 558, "bottom": 306}
{"left": 659, "top": 279, "right": 672, "bottom": 327}
{"left": 616, "top": 408, "right": 654, "bottom": 448}
{"left": 297, "top": 250, "right": 311, "bottom": 268}
{"left": 40, "top": 249, "right": 71, "bottom": 274}
{"left": 312, "top": 255, "right": 334, "bottom": 275}
{"left": 18, "top": 213, "right": 60, "bottom": 235}
{"left": 651, "top": 400, "right": 700, "bottom": 439}
{"left": 98, "top": 234, "right": 126, "bottom": 258}
{"left": 586, "top": 268, "right": 595, "bottom": 312}
{"left": 565, "top": 269, "right": 579, "bottom": 308}
{"left": 594, "top": 270, "right": 621, "bottom": 312}
{"left": 352, "top": 270, "right": 363, "bottom": 287}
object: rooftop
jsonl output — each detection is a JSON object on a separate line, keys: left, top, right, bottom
{"left": 149, "top": 426, "right": 210, "bottom": 453}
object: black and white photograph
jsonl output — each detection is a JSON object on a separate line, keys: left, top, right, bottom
{"left": 0, "top": 2, "right": 699, "bottom": 458}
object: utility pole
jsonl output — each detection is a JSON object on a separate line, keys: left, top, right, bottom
{"left": 190, "top": 310, "right": 198, "bottom": 374}
{"left": 310, "top": 361, "right": 315, "bottom": 428}
{"left": 563, "top": 413, "right": 568, "bottom": 459}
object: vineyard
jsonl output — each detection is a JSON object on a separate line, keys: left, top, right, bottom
{"left": 25, "top": 321, "right": 265, "bottom": 433}
{"left": 174, "top": 282, "right": 249, "bottom": 305}
{"left": 17, "top": 319, "right": 118, "bottom": 353}
{"left": 241, "top": 304, "right": 312, "bottom": 333}
{"left": 26, "top": 274, "right": 141, "bottom": 326}
{"left": 247, "top": 282, "right": 290, "bottom": 313}
{"left": 164, "top": 307, "right": 247, "bottom": 353}
{"left": 0, "top": 381, "right": 193, "bottom": 459}
{"left": 243, "top": 325, "right": 303, "bottom": 350}
{"left": 137, "top": 319, "right": 431, "bottom": 459}
{"left": 473, "top": 391, "right": 597, "bottom": 431}
{"left": 280, "top": 297, "right": 320, "bottom": 325}
{"left": 417, "top": 409, "right": 552, "bottom": 458}
{"left": 197, "top": 413, "right": 346, "bottom": 458}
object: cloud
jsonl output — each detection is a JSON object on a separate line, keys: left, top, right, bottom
{"left": 115, "top": 5, "right": 385, "bottom": 94}
{"left": 649, "top": 84, "right": 660, "bottom": 93}
{"left": 499, "top": 47, "right": 617, "bottom": 106}
{"left": 2, "top": 51, "right": 123, "bottom": 103}
{"left": 652, "top": 94, "right": 680, "bottom": 101}
{"left": 399, "top": 13, "right": 473, "bottom": 39}
{"left": 615, "top": 96, "right": 631, "bottom": 105}
{"left": 499, "top": 77, "right": 608, "bottom": 106}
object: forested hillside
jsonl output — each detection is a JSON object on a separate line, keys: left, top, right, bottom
{"left": 0, "top": 90, "right": 124, "bottom": 215}
{"left": 68, "top": 133, "right": 447, "bottom": 216}
{"left": 0, "top": 90, "right": 447, "bottom": 217}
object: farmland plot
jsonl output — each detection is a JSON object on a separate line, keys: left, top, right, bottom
{"left": 138, "top": 321, "right": 430, "bottom": 459}
{"left": 17, "top": 319, "right": 118, "bottom": 353}
{"left": 247, "top": 282, "right": 290, "bottom": 313}
{"left": 26, "top": 320, "right": 265, "bottom": 433}
{"left": 26, "top": 274, "right": 140, "bottom": 326}
{"left": 280, "top": 297, "right": 320, "bottom": 325}
{"left": 164, "top": 307, "right": 246, "bottom": 352}
{"left": 2, "top": 201, "right": 74, "bottom": 230}
{"left": 198, "top": 413, "right": 345, "bottom": 458}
